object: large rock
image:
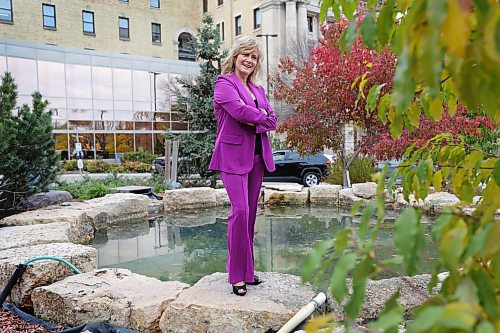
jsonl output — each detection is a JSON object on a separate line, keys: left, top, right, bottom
{"left": 0, "top": 243, "right": 96, "bottom": 306}
{"left": 159, "top": 272, "right": 324, "bottom": 333}
{"left": 32, "top": 268, "right": 189, "bottom": 333}
{"left": 326, "top": 274, "right": 438, "bottom": 320}
{"left": 20, "top": 190, "right": 73, "bottom": 210}
{"left": 423, "top": 192, "right": 460, "bottom": 212}
{"left": 163, "top": 187, "right": 217, "bottom": 211}
{"left": 264, "top": 188, "right": 309, "bottom": 206}
{"left": 214, "top": 188, "right": 231, "bottom": 207}
{"left": 309, "top": 184, "right": 342, "bottom": 205}
{"left": 338, "top": 188, "right": 364, "bottom": 207}
{"left": 0, "top": 194, "right": 150, "bottom": 243}
{"left": 263, "top": 183, "right": 304, "bottom": 192}
{"left": 352, "top": 182, "right": 377, "bottom": 199}
{"left": 0, "top": 223, "right": 71, "bottom": 251}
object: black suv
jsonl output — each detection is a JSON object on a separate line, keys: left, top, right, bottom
{"left": 264, "top": 150, "right": 331, "bottom": 186}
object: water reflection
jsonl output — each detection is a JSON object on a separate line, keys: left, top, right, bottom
{"left": 91, "top": 206, "right": 437, "bottom": 285}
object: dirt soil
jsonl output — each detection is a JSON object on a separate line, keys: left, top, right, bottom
{"left": 0, "top": 308, "right": 63, "bottom": 333}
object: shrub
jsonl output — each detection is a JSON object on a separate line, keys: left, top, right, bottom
{"left": 122, "top": 151, "right": 156, "bottom": 164}
{"left": 51, "top": 174, "right": 168, "bottom": 200}
{"left": 0, "top": 72, "right": 60, "bottom": 216}
{"left": 62, "top": 159, "right": 112, "bottom": 173}
{"left": 325, "top": 155, "right": 375, "bottom": 185}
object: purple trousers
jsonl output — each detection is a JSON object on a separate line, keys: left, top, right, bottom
{"left": 220, "top": 154, "right": 265, "bottom": 284}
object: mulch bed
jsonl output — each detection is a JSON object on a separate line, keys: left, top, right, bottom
{"left": 0, "top": 308, "right": 63, "bottom": 333}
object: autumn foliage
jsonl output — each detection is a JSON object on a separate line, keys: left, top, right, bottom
{"left": 274, "top": 20, "right": 495, "bottom": 162}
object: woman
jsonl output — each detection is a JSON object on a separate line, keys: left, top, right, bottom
{"left": 209, "top": 36, "right": 277, "bottom": 296}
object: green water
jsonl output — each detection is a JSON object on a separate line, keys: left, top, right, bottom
{"left": 90, "top": 205, "right": 438, "bottom": 286}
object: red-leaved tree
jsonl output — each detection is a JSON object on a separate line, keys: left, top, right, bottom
{"left": 274, "top": 20, "right": 495, "bottom": 186}
{"left": 274, "top": 20, "right": 396, "bottom": 186}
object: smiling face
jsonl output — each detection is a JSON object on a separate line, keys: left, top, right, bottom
{"left": 234, "top": 48, "right": 259, "bottom": 82}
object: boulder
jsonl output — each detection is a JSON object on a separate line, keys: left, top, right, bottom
{"left": 263, "top": 183, "right": 304, "bottom": 192}
{"left": 264, "top": 188, "right": 309, "bottom": 206}
{"left": 423, "top": 192, "right": 460, "bottom": 212}
{"left": 0, "top": 222, "right": 70, "bottom": 251}
{"left": 352, "top": 182, "right": 377, "bottom": 199}
{"left": 32, "top": 268, "right": 189, "bottom": 333}
{"left": 214, "top": 188, "right": 231, "bottom": 207}
{"left": 20, "top": 190, "right": 73, "bottom": 210}
{"left": 163, "top": 187, "right": 217, "bottom": 211}
{"left": 148, "top": 199, "right": 164, "bottom": 215}
{"left": 309, "top": 184, "right": 342, "bottom": 205}
{"left": 338, "top": 188, "right": 364, "bottom": 207}
{"left": 0, "top": 194, "right": 150, "bottom": 243}
{"left": 326, "top": 274, "right": 438, "bottom": 320}
{"left": 159, "top": 272, "right": 325, "bottom": 333}
{"left": 0, "top": 243, "right": 96, "bottom": 307}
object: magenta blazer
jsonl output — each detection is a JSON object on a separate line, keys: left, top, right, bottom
{"left": 209, "top": 73, "right": 277, "bottom": 175}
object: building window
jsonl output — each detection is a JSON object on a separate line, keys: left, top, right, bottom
{"left": 150, "top": 0, "right": 159, "bottom": 8}
{"left": 0, "top": 0, "right": 13, "bottom": 23}
{"left": 42, "top": 4, "right": 56, "bottom": 29}
{"left": 235, "top": 15, "right": 241, "bottom": 36}
{"left": 216, "top": 21, "right": 224, "bottom": 41}
{"left": 217, "top": 0, "right": 223, "bottom": 6}
{"left": 253, "top": 8, "right": 261, "bottom": 30}
{"left": 307, "top": 16, "right": 313, "bottom": 33}
{"left": 82, "top": 11, "right": 94, "bottom": 34}
{"left": 119, "top": 0, "right": 128, "bottom": 2}
{"left": 203, "top": 0, "right": 207, "bottom": 13}
{"left": 178, "top": 32, "right": 195, "bottom": 61}
{"left": 119, "top": 17, "right": 129, "bottom": 39}
{"left": 152, "top": 23, "right": 161, "bottom": 43}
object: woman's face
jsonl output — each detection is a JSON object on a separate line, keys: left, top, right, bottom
{"left": 234, "top": 48, "right": 259, "bottom": 80}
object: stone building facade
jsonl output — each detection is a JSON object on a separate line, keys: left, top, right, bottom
{"left": 0, "top": 0, "right": 323, "bottom": 159}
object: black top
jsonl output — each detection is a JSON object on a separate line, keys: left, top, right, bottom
{"left": 254, "top": 99, "right": 262, "bottom": 155}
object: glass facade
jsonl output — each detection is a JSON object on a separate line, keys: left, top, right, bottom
{"left": 0, "top": 40, "right": 198, "bottom": 160}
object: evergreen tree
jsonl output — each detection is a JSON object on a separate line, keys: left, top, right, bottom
{"left": 0, "top": 72, "right": 59, "bottom": 216}
{"left": 166, "top": 14, "right": 226, "bottom": 182}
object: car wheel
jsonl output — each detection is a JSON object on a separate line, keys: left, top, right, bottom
{"left": 302, "top": 172, "right": 320, "bottom": 187}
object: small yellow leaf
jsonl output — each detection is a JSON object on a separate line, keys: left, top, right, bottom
{"left": 441, "top": 0, "right": 471, "bottom": 58}
{"left": 304, "top": 313, "right": 337, "bottom": 332}
{"left": 429, "top": 97, "right": 444, "bottom": 121}
{"left": 366, "top": 62, "right": 373, "bottom": 68}
{"left": 433, "top": 170, "right": 443, "bottom": 192}
{"left": 447, "top": 95, "right": 457, "bottom": 116}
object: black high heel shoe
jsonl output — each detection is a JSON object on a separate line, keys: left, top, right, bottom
{"left": 247, "top": 275, "right": 264, "bottom": 286}
{"left": 232, "top": 283, "right": 247, "bottom": 296}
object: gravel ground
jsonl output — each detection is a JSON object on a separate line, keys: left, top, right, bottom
{"left": 0, "top": 308, "right": 62, "bottom": 333}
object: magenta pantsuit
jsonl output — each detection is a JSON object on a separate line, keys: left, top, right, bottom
{"left": 209, "top": 73, "right": 277, "bottom": 284}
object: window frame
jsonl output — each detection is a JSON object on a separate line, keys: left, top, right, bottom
{"left": 202, "top": 0, "right": 208, "bottom": 13}
{"left": 119, "top": 16, "right": 130, "bottom": 40}
{"left": 151, "top": 22, "right": 161, "bottom": 44}
{"left": 307, "top": 16, "right": 314, "bottom": 33}
{"left": 42, "top": 3, "right": 56, "bottom": 29}
{"left": 0, "top": 0, "right": 13, "bottom": 23}
{"left": 150, "top": 0, "right": 160, "bottom": 9}
{"left": 217, "top": 0, "right": 223, "bottom": 6}
{"left": 253, "top": 7, "right": 261, "bottom": 30}
{"left": 235, "top": 15, "right": 241, "bottom": 36}
{"left": 82, "top": 10, "right": 95, "bottom": 35}
{"left": 216, "top": 21, "right": 224, "bottom": 42}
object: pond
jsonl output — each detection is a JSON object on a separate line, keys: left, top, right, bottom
{"left": 90, "top": 205, "right": 438, "bottom": 286}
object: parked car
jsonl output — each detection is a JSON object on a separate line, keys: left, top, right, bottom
{"left": 264, "top": 150, "right": 331, "bottom": 187}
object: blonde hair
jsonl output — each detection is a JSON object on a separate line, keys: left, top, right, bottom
{"left": 221, "top": 36, "right": 262, "bottom": 84}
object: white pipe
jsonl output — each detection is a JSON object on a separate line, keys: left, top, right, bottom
{"left": 277, "top": 292, "right": 327, "bottom": 333}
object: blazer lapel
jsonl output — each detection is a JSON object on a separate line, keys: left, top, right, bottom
{"left": 231, "top": 73, "right": 256, "bottom": 107}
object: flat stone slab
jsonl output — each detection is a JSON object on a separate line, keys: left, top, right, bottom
{"left": 352, "top": 182, "right": 377, "bottom": 199}
{"left": 114, "top": 185, "right": 153, "bottom": 194}
{"left": 0, "top": 243, "right": 96, "bottom": 306}
{"left": 159, "top": 272, "right": 324, "bottom": 333}
{"left": 20, "top": 190, "right": 73, "bottom": 210}
{"left": 32, "top": 268, "right": 189, "bottom": 333}
{"left": 0, "top": 194, "right": 150, "bottom": 244}
{"left": 264, "top": 188, "right": 309, "bottom": 206}
{"left": 309, "top": 184, "right": 342, "bottom": 205}
{"left": 0, "top": 222, "right": 70, "bottom": 251}
{"left": 263, "top": 183, "right": 304, "bottom": 192}
{"left": 163, "top": 187, "right": 217, "bottom": 211}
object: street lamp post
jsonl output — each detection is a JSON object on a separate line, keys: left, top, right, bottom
{"left": 256, "top": 33, "right": 278, "bottom": 97}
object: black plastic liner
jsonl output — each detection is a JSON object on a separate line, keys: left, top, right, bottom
{"left": 2, "top": 303, "right": 139, "bottom": 333}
